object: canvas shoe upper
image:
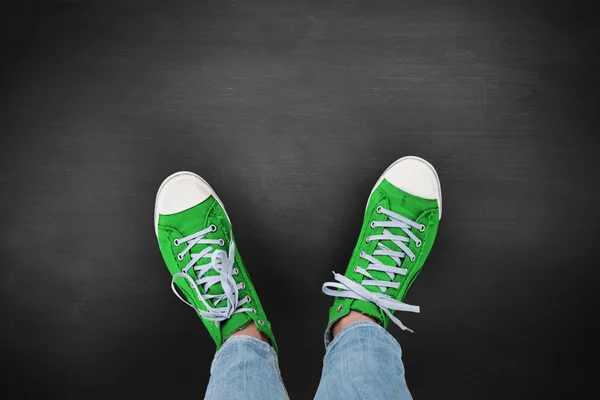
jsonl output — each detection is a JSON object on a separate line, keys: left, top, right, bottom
{"left": 155, "top": 172, "right": 277, "bottom": 352}
{"left": 322, "top": 156, "right": 442, "bottom": 345}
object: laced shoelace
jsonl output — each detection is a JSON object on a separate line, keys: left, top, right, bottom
{"left": 171, "top": 225, "right": 254, "bottom": 322}
{"left": 322, "top": 206, "right": 425, "bottom": 332}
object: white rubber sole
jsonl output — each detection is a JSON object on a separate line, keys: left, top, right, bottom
{"left": 367, "top": 155, "right": 443, "bottom": 220}
{"left": 154, "top": 171, "right": 230, "bottom": 237}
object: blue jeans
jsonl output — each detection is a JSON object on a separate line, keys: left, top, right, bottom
{"left": 205, "top": 321, "right": 413, "bottom": 400}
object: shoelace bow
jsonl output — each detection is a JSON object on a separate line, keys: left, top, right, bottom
{"left": 322, "top": 206, "right": 425, "bottom": 332}
{"left": 171, "top": 226, "right": 253, "bottom": 322}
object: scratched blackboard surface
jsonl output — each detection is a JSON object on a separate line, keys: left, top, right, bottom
{"left": 0, "top": 0, "right": 598, "bottom": 398}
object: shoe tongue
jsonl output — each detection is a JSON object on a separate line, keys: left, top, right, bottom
{"left": 369, "top": 179, "right": 439, "bottom": 290}
{"left": 160, "top": 196, "right": 228, "bottom": 298}
{"left": 221, "top": 312, "right": 252, "bottom": 341}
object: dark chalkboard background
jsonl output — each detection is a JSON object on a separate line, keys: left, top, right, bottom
{"left": 1, "top": 0, "right": 598, "bottom": 398}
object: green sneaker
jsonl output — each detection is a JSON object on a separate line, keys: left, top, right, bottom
{"left": 322, "top": 156, "right": 442, "bottom": 343}
{"left": 154, "top": 171, "right": 277, "bottom": 352}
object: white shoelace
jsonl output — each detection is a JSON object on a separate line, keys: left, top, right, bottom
{"left": 171, "top": 225, "right": 254, "bottom": 322}
{"left": 322, "top": 206, "right": 425, "bottom": 332}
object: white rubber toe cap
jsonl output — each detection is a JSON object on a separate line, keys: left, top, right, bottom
{"left": 154, "top": 171, "right": 216, "bottom": 236}
{"left": 373, "top": 156, "right": 442, "bottom": 219}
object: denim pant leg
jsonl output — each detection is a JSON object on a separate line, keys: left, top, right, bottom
{"left": 314, "top": 321, "right": 413, "bottom": 400}
{"left": 205, "top": 336, "right": 289, "bottom": 400}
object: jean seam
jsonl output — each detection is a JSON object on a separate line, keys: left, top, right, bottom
{"left": 270, "top": 356, "right": 288, "bottom": 399}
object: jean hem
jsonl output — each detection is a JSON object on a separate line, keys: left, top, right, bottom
{"left": 325, "top": 320, "right": 401, "bottom": 354}
{"left": 213, "top": 335, "right": 277, "bottom": 364}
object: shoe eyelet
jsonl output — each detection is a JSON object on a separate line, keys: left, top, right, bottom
{"left": 415, "top": 240, "right": 422, "bottom": 248}
{"left": 252, "top": 308, "right": 257, "bottom": 314}
{"left": 376, "top": 206, "right": 383, "bottom": 213}
{"left": 360, "top": 251, "right": 366, "bottom": 257}
{"left": 410, "top": 255, "right": 416, "bottom": 262}
{"left": 337, "top": 304, "right": 344, "bottom": 312}
{"left": 240, "top": 282, "right": 246, "bottom": 290}
{"left": 353, "top": 266, "right": 359, "bottom": 272}
{"left": 258, "top": 320, "right": 265, "bottom": 326}
{"left": 218, "top": 239, "right": 225, "bottom": 246}
{"left": 419, "top": 225, "right": 426, "bottom": 232}
{"left": 245, "top": 296, "right": 251, "bottom": 303}
{"left": 365, "top": 237, "right": 371, "bottom": 243}
{"left": 210, "top": 224, "right": 217, "bottom": 232}
{"left": 177, "top": 253, "right": 184, "bottom": 261}
{"left": 370, "top": 221, "right": 376, "bottom": 229}
{"left": 173, "top": 238, "right": 180, "bottom": 246}
{"left": 233, "top": 268, "right": 238, "bottom": 275}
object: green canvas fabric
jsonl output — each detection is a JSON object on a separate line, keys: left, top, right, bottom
{"left": 156, "top": 196, "right": 277, "bottom": 353}
{"left": 327, "top": 178, "right": 440, "bottom": 331}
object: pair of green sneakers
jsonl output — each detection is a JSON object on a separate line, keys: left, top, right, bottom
{"left": 154, "top": 156, "right": 442, "bottom": 352}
